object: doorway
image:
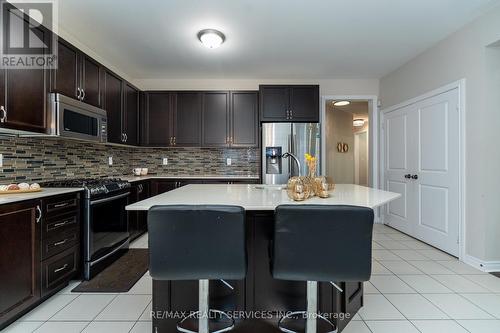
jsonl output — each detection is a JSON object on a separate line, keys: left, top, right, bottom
{"left": 324, "top": 100, "right": 371, "bottom": 186}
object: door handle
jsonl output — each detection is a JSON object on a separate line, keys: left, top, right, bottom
{"left": 411, "top": 174, "right": 419, "bottom": 180}
{"left": 404, "top": 174, "right": 412, "bottom": 179}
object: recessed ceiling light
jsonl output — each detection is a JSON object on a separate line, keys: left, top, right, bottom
{"left": 353, "top": 119, "right": 365, "bottom": 127}
{"left": 333, "top": 100, "right": 351, "bottom": 106}
{"left": 197, "top": 29, "right": 225, "bottom": 49}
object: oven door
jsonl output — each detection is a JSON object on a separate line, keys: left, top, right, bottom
{"left": 86, "top": 191, "right": 130, "bottom": 263}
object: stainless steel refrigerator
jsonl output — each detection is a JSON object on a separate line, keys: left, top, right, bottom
{"left": 262, "top": 123, "right": 321, "bottom": 185}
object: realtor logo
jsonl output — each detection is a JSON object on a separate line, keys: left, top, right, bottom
{"left": 0, "top": 0, "right": 58, "bottom": 69}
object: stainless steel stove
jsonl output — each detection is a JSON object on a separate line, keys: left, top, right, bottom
{"left": 43, "top": 178, "right": 132, "bottom": 280}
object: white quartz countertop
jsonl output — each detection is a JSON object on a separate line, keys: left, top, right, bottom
{"left": 0, "top": 188, "right": 83, "bottom": 205}
{"left": 122, "top": 175, "right": 260, "bottom": 183}
{"left": 126, "top": 184, "right": 401, "bottom": 211}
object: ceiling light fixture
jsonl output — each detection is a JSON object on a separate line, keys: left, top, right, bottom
{"left": 353, "top": 119, "right": 365, "bottom": 127}
{"left": 333, "top": 100, "right": 351, "bottom": 106}
{"left": 197, "top": 29, "right": 225, "bottom": 49}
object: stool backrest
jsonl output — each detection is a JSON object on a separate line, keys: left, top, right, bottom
{"left": 273, "top": 205, "right": 374, "bottom": 282}
{"left": 148, "top": 205, "right": 246, "bottom": 281}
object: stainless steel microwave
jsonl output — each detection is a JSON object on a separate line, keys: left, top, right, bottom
{"left": 48, "top": 93, "right": 108, "bottom": 143}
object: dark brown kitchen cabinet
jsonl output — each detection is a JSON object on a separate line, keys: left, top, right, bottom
{"left": 0, "top": 201, "right": 41, "bottom": 330}
{"left": 0, "top": 13, "right": 49, "bottom": 133}
{"left": 103, "top": 70, "right": 124, "bottom": 144}
{"left": 124, "top": 83, "right": 139, "bottom": 146}
{"left": 173, "top": 92, "right": 202, "bottom": 146}
{"left": 151, "top": 180, "right": 178, "bottom": 195}
{"left": 129, "top": 181, "right": 149, "bottom": 241}
{"left": 143, "top": 92, "right": 174, "bottom": 146}
{"left": 52, "top": 38, "right": 102, "bottom": 108}
{"left": 81, "top": 55, "right": 102, "bottom": 107}
{"left": 230, "top": 91, "right": 259, "bottom": 147}
{"left": 259, "top": 85, "right": 319, "bottom": 122}
{"left": 202, "top": 91, "right": 230, "bottom": 147}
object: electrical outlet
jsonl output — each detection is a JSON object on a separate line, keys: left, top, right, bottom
{"left": 162, "top": 157, "right": 168, "bottom": 165}
{"left": 0, "top": 154, "right": 3, "bottom": 167}
{"left": 226, "top": 158, "right": 232, "bottom": 166}
{"left": 108, "top": 156, "right": 113, "bottom": 166}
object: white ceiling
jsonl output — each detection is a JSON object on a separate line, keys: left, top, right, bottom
{"left": 58, "top": 0, "right": 500, "bottom": 80}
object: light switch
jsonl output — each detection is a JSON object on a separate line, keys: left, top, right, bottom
{"left": 162, "top": 157, "right": 168, "bottom": 165}
{"left": 108, "top": 156, "right": 113, "bottom": 166}
{"left": 226, "top": 158, "right": 232, "bottom": 166}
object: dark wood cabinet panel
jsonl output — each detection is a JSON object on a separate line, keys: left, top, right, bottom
{"left": 289, "top": 85, "right": 319, "bottom": 122}
{"left": 0, "top": 201, "right": 41, "bottom": 328}
{"left": 0, "top": 12, "right": 48, "bottom": 133}
{"left": 103, "top": 71, "right": 123, "bottom": 144}
{"left": 259, "top": 85, "right": 319, "bottom": 122}
{"left": 259, "top": 86, "right": 289, "bottom": 121}
{"left": 81, "top": 56, "right": 102, "bottom": 107}
{"left": 129, "top": 181, "right": 149, "bottom": 241}
{"left": 173, "top": 92, "right": 202, "bottom": 147}
{"left": 52, "top": 38, "right": 79, "bottom": 99}
{"left": 202, "top": 92, "right": 229, "bottom": 147}
{"left": 124, "top": 84, "right": 139, "bottom": 146}
{"left": 231, "top": 91, "right": 259, "bottom": 147}
{"left": 151, "top": 180, "right": 178, "bottom": 195}
{"left": 144, "top": 92, "right": 173, "bottom": 146}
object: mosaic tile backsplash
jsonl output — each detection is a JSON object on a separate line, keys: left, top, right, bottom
{"left": 0, "top": 136, "right": 260, "bottom": 183}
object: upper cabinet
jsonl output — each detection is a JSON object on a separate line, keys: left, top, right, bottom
{"left": 103, "top": 70, "right": 124, "bottom": 144}
{"left": 202, "top": 91, "right": 230, "bottom": 147}
{"left": 0, "top": 12, "right": 49, "bottom": 134}
{"left": 124, "top": 83, "right": 139, "bottom": 146}
{"left": 173, "top": 92, "right": 202, "bottom": 147}
{"left": 259, "top": 85, "right": 319, "bottom": 122}
{"left": 142, "top": 92, "right": 174, "bottom": 146}
{"left": 230, "top": 91, "right": 259, "bottom": 147}
{"left": 52, "top": 38, "right": 102, "bottom": 108}
{"left": 142, "top": 90, "right": 258, "bottom": 148}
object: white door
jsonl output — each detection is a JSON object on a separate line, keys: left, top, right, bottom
{"left": 354, "top": 131, "right": 369, "bottom": 186}
{"left": 384, "top": 88, "right": 460, "bottom": 256}
{"left": 384, "top": 105, "right": 414, "bottom": 234}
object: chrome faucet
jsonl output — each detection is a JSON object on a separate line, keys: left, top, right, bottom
{"left": 282, "top": 152, "right": 301, "bottom": 177}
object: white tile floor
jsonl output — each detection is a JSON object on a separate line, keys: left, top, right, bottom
{"left": 4, "top": 225, "right": 500, "bottom": 333}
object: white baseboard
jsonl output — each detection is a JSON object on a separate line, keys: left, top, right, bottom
{"left": 463, "top": 254, "right": 500, "bottom": 272}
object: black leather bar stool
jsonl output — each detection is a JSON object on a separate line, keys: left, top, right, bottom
{"left": 272, "top": 205, "right": 374, "bottom": 333}
{"left": 148, "top": 205, "right": 247, "bottom": 333}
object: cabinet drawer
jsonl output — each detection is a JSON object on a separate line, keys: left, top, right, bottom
{"left": 43, "top": 193, "right": 80, "bottom": 218}
{"left": 43, "top": 213, "right": 79, "bottom": 238}
{"left": 42, "top": 229, "right": 79, "bottom": 260}
{"left": 42, "top": 246, "right": 79, "bottom": 296}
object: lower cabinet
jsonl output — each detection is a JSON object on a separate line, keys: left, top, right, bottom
{"left": 0, "top": 201, "right": 41, "bottom": 329}
{"left": 0, "top": 192, "right": 81, "bottom": 330}
{"left": 129, "top": 181, "right": 150, "bottom": 241}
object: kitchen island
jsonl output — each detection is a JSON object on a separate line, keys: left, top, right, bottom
{"left": 126, "top": 184, "right": 400, "bottom": 333}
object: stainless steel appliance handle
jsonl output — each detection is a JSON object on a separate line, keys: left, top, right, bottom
{"left": 90, "top": 192, "right": 130, "bottom": 205}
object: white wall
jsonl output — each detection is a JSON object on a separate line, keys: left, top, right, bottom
{"left": 380, "top": 5, "right": 500, "bottom": 264}
{"left": 326, "top": 109, "right": 355, "bottom": 183}
{"left": 134, "top": 78, "right": 379, "bottom": 95}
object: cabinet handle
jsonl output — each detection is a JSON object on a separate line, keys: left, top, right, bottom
{"left": 124, "top": 133, "right": 128, "bottom": 142}
{"left": 53, "top": 220, "right": 69, "bottom": 228}
{"left": 290, "top": 109, "right": 293, "bottom": 119}
{"left": 54, "top": 239, "right": 68, "bottom": 246}
{"left": 411, "top": 174, "right": 419, "bottom": 180}
{"left": 54, "top": 264, "right": 68, "bottom": 273}
{"left": 404, "top": 174, "right": 412, "bottom": 179}
{"left": 36, "top": 205, "right": 42, "bottom": 223}
{"left": 0, "top": 106, "right": 6, "bottom": 123}
{"left": 54, "top": 202, "right": 69, "bottom": 208}
{"left": 77, "top": 88, "right": 81, "bottom": 100}
{"left": 169, "top": 137, "right": 173, "bottom": 146}
{"left": 82, "top": 89, "right": 85, "bottom": 100}
{"left": 173, "top": 137, "right": 176, "bottom": 145}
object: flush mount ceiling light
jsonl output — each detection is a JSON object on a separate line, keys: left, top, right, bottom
{"left": 333, "top": 100, "right": 351, "bottom": 106}
{"left": 197, "top": 29, "right": 225, "bottom": 49}
{"left": 353, "top": 119, "right": 365, "bottom": 127}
